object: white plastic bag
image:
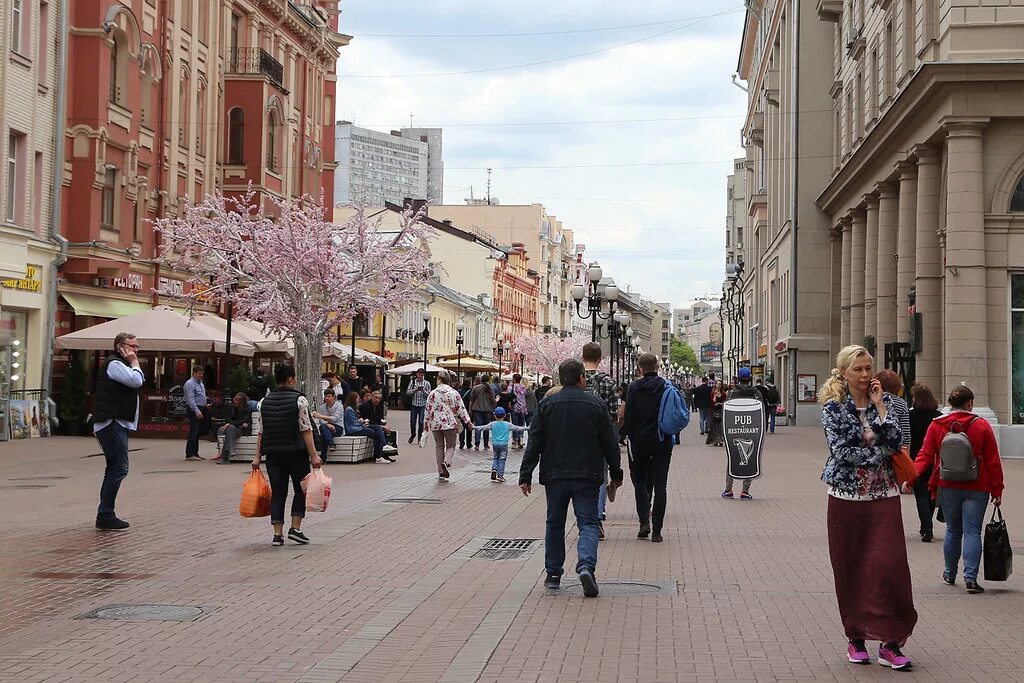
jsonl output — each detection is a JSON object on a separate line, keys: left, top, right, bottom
{"left": 301, "top": 468, "right": 333, "bottom": 512}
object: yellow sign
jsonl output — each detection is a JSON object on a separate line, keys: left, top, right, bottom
{"left": 1, "top": 264, "right": 42, "bottom": 292}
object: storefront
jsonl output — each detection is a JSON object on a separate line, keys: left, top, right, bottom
{"left": 1, "top": 262, "right": 48, "bottom": 393}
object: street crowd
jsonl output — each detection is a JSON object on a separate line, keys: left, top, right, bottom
{"left": 88, "top": 332, "right": 1007, "bottom": 672}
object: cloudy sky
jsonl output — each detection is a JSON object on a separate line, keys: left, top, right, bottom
{"left": 334, "top": 1, "right": 748, "bottom": 309}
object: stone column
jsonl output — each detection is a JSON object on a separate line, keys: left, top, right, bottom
{"left": 913, "top": 145, "right": 943, "bottom": 392}
{"left": 840, "top": 216, "right": 853, "bottom": 346}
{"left": 850, "top": 208, "right": 867, "bottom": 345}
{"left": 876, "top": 183, "right": 899, "bottom": 346}
{"left": 863, "top": 194, "right": 880, "bottom": 344}
{"left": 895, "top": 161, "right": 918, "bottom": 342}
{"left": 943, "top": 120, "right": 989, "bottom": 407}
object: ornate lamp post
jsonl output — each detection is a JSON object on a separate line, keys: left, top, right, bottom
{"left": 420, "top": 309, "right": 431, "bottom": 373}
{"left": 720, "top": 262, "right": 745, "bottom": 380}
{"left": 455, "top": 319, "right": 465, "bottom": 383}
{"left": 570, "top": 263, "right": 619, "bottom": 342}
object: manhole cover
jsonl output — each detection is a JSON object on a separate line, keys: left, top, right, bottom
{"left": 141, "top": 470, "right": 197, "bottom": 475}
{"left": 9, "top": 476, "right": 69, "bottom": 481}
{"left": 77, "top": 604, "right": 210, "bottom": 622}
{"left": 472, "top": 538, "right": 539, "bottom": 561}
{"left": 384, "top": 497, "right": 442, "bottom": 504}
{"left": 0, "top": 484, "right": 54, "bottom": 490}
{"left": 561, "top": 581, "right": 678, "bottom": 597}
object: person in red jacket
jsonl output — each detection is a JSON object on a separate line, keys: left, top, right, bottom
{"left": 913, "top": 385, "right": 1004, "bottom": 594}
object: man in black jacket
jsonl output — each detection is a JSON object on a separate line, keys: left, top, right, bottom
{"left": 215, "top": 392, "right": 252, "bottom": 464}
{"left": 621, "top": 353, "right": 673, "bottom": 543}
{"left": 693, "top": 376, "right": 712, "bottom": 434}
{"left": 520, "top": 358, "right": 622, "bottom": 597}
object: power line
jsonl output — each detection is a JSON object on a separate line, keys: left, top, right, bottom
{"left": 338, "top": 7, "right": 744, "bottom": 78}
{"left": 354, "top": 13, "right": 743, "bottom": 38}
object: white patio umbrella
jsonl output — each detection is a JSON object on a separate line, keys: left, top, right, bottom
{"left": 386, "top": 362, "right": 446, "bottom": 375}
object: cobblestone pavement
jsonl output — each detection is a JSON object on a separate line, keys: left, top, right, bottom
{"left": 1, "top": 413, "right": 1023, "bottom": 682}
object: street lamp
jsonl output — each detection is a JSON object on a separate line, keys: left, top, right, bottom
{"left": 421, "top": 309, "right": 431, "bottom": 373}
{"left": 720, "top": 262, "right": 745, "bottom": 379}
{"left": 502, "top": 339, "right": 512, "bottom": 375}
{"left": 570, "top": 262, "right": 619, "bottom": 342}
{"left": 456, "top": 319, "right": 465, "bottom": 383}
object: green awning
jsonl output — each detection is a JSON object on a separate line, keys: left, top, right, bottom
{"left": 61, "top": 293, "right": 152, "bottom": 319}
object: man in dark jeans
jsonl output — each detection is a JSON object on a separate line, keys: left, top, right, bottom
{"left": 520, "top": 358, "right": 623, "bottom": 598}
{"left": 252, "top": 364, "right": 323, "bottom": 547}
{"left": 692, "top": 376, "right": 712, "bottom": 435}
{"left": 92, "top": 332, "right": 145, "bottom": 531}
{"left": 183, "top": 366, "right": 210, "bottom": 460}
{"left": 468, "top": 375, "right": 495, "bottom": 450}
{"left": 622, "top": 353, "right": 674, "bottom": 543}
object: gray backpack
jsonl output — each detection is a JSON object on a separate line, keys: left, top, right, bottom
{"left": 939, "top": 416, "right": 980, "bottom": 482}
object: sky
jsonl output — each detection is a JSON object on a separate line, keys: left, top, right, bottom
{"left": 334, "top": 1, "right": 748, "bottom": 310}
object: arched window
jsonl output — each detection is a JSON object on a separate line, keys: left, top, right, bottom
{"left": 109, "top": 39, "right": 119, "bottom": 103}
{"left": 266, "top": 110, "right": 278, "bottom": 172}
{"left": 227, "top": 108, "right": 244, "bottom": 164}
{"left": 1011, "top": 175, "right": 1024, "bottom": 213}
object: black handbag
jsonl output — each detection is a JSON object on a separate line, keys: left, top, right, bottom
{"left": 983, "top": 507, "right": 1013, "bottom": 582}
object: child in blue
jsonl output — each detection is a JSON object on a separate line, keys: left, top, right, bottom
{"left": 474, "top": 407, "right": 527, "bottom": 483}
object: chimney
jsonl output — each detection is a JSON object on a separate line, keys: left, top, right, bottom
{"left": 403, "top": 198, "right": 427, "bottom": 215}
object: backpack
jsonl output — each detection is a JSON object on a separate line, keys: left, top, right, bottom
{"left": 939, "top": 416, "right": 980, "bottom": 482}
{"left": 658, "top": 383, "right": 690, "bottom": 440}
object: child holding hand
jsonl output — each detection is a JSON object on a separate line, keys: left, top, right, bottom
{"left": 474, "top": 407, "right": 527, "bottom": 483}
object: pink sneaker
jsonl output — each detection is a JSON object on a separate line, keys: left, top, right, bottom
{"left": 878, "top": 643, "right": 912, "bottom": 671}
{"left": 847, "top": 640, "right": 870, "bottom": 665}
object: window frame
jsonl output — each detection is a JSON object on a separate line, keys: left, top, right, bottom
{"left": 1010, "top": 175, "right": 1024, "bottom": 213}
{"left": 11, "top": 0, "right": 24, "bottom": 55}
{"left": 6, "top": 133, "right": 19, "bottom": 223}
{"left": 101, "top": 167, "right": 117, "bottom": 229}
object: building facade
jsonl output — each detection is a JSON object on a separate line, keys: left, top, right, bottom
{"left": 815, "top": 0, "right": 1024, "bottom": 446}
{"left": 399, "top": 127, "right": 443, "bottom": 204}
{"left": 1, "top": 0, "right": 62, "bottom": 395}
{"left": 649, "top": 301, "right": 672, "bottom": 363}
{"left": 493, "top": 243, "right": 539, "bottom": 346}
{"left": 736, "top": 0, "right": 835, "bottom": 425}
{"left": 334, "top": 122, "right": 428, "bottom": 206}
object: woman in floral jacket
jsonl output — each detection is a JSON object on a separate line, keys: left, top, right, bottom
{"left": 819, "top": 345, "right": 917, "bottom": 671}
{"left": 424, "top": 370, "right": 473, "bottom": 480}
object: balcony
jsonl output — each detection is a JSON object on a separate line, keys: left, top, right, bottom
{"left": 228, "top": 47, "right": 288, "bottom": 94}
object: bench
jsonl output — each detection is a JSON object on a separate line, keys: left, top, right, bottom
{"left": 219, "top": 433, "right": 377, "bottom": 464}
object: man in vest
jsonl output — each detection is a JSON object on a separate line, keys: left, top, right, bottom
{"left": 252, "top": 364, "right": 323, "bottom": 546}
{"left": 93, "top": 332, "right": 145, "bottom": 530}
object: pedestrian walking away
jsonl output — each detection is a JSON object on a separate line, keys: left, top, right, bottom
{"left": 520, "top": 358, "right": 623, "bottom": 597}
{"left": 693, "top": 376, "right": 712, "bottom": 434}
{"left": 251, "top": 364, "right": 323, "bottom": 547}
{"left": 907, "top": 383, "right": 944, "bottom": 542}
{"left": 424, "top": 370, "right": 473, "bottom": 479}
{"left": 583, "top": 342, "right": 619, "bottom": 533}
{"left": 705, "top": 380, "right": 727, "bottom": 447}
{"left": 215, "top": 392, "right": 252, "bottom": 463}
{"left": 761, "top": 379, "right": 781, "bottom": 433}
{"left": 510, "top": 374, "right": 529, "bottom": 448}
{"left": 93, "top": 332, "right": 145, "bottom": 531}
{"left": 469, "top": 374, "right": 497, "bottom": 450}
{"left": 183, "top": 366, "right": 211, "bottom": 460}
{"left": 819, "top": 345, "right": 917, "bottom": 670}
{"left": 913, "top": 385, "right": 1004, "bottom": 594}
{"left": 474, "top": 407, "right": 526, "bottom": 482}
{"left": 722, "top": 367, "right": 761, "bottom": 500}
{"left": 458, "top": 379, "right": 474, "bottom": 449}
{"left": 621, "top": 353, "right": 674, "bottom": 543}
{"left": 406, "top": 369, "right": 431, "bottom": 445}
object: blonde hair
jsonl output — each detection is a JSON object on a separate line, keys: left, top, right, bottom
{"left": 818, "top": 345, "right": 872, "bottom": 404}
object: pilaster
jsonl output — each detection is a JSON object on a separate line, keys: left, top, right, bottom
{"left": 849, "top": 208, "right": 867, "bottom": 346}
{"left": 876, "top": 182, "right": 899, "bottom": 347}
{"left": 840, "top": 216, "right": 853, "bottom": 347}
{"left": 913, "top": 145, "right": 943, "bottom": 393}
{"left": 895, "top": 160, "right": 918, "bottom": 344}
{"left": 863, "top": 193, "right": 880, "bottom": 345}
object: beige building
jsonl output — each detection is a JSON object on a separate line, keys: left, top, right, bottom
{"left": 649, "top": 302, "right": 672, "bottom": 363}
{"left": 1, "top": 0, "right": 62, "bottom": 396}
{"left": 736, "top": 0, "right": 836, "bottom": 425}
{"left": 814, "top": 0, "right": 1024, "bottom": 447}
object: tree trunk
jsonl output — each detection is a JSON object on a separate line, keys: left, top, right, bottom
{"left": 292, "top": 331, "right": 325, "bottom": 401}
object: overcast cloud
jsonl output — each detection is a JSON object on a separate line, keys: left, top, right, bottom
{"left": 335, "top": 1, "right": 747, "bottom": 309}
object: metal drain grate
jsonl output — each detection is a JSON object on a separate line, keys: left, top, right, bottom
{"left": 76, "top": 604, "right": 212, "bottom": 622}
{"left": 561, "top": 580, "right": 678, "bottom": 597}
{"left": 472, "top": 538, "right": 539, "bottom": 561}
{"left": 0, "top": 484, "right": 54, "bottom": 490}
{"left": 9, "top": 476, "right": 69, "bottom": 481}
{"left": 141, "top": 470, "right": 198, "bottom": 475}
{"left": 384, "top": 497, "right": 443, "bottom": 504}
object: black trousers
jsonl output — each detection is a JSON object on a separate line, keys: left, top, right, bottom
{"left": 266, "top": 450, "right": 311, "bottom": 525}
{"left": 628, "top": 437, "right": 673, "bottom": 532}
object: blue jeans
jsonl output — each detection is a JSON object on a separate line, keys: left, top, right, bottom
{"left": 409, "top": 405, "right": 425, "bottom": 439}
{"left": 511, "top": 412, "right": 527, "bottom": 445}
{"left": 95, "top": 422, "right": 130, "bottom": 521}
{"left": 940, "top": 487, "right": 990, "bottom": 582}
{"left": 544, "top": 478, "right": 600, "bottom": 577}
{"left": 185, "top": 406, "right": 208, "bottom": 457}
{"left": 491, "top": 444, "right": 509, "bottom": 476}
{"left": 472, "top": 411, "right": 491, "bottom": 448}
{"left": 319, "top": 423, "right": 338, "bottom": 457}
{"left": 698, "top": 408, "right": 710, "bottom": 434}
{"left": 767, "top": 408, "right": 776, "bottom": 433}
{"left": 349, "top": 424, "right": 386, "bottom": 457}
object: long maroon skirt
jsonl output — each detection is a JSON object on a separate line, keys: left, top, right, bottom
{"left": 827, "top": 495, "right": 918, "bottom": 645}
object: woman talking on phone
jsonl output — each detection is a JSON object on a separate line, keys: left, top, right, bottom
{"left": 819, "top": 345, "right": 916, "bottom": 671}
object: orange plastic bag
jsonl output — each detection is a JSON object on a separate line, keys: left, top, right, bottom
{"left": 239, "top": 468, "right": 272, "bottom": 518}
{"left": 301, "top": 468, "right": 332, "bottom": 513}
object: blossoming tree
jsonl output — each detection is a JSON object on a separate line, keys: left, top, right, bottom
{"left": 513, "top": 334, "right": 607, "bottom": 377}
{"left": 154, "top": 188, "right": 434, "bottom": 396}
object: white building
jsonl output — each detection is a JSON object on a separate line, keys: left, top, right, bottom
{"left": 673, "top": 298, "right": 718, "bottom": 338}
{"left": 334, "top": 122, "right": 429, "bottom": 206}
{"left": 399, "top": 128, "right": 444, "bottom": 204}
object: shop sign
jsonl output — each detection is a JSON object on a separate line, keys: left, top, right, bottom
{"left": 158, "top": 277, "right": 184, "bottom": 297}
{"left": 112, "top": 273, "right": 144, "bottom": 290}
{"left": 775, "top": 340, "right": 787, "bottom": 352}
{"left": 758, "top": 344, "right": 768, "bottom": 357}
{"left": 700, "top": 342, "right": 722, "bottom": 364}
{"left": 1, "top": 264, "right": 42, "bottom": 292}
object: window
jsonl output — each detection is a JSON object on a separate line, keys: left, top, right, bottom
{"left": 1012, "top": 274, "right": 1024, "bottom": 424}
{"left": 33, "top": 152, "right": 42, "bottom": 230}
{"left": 854, "top": 71, "right": 863, "bottom": 141}
{"left": 884, "top": 21, "right": 894, "bottom": 99}
{"left": 181, "top": 0, "right": 192, "bottom": 33}
{"left": 101, "top": 168, "right": 116, "bottom": 228}
{"left": 230, "top": 12, "right": 241, "bottom": 67}
{"left": 108, "top": 35, "right": 126, "bottom": 105}
{"left": 6, "top": 132, "right": 25, "bottom": 224}
{"left": 266, "top": 110, "right": 278, "bottom": 171}
{"left": 178, "top": 76, "right": 189, "bottom": 147}
{"left": 195, "top": 77, "right": 206, "bottom": 152}
{"left": 1011, "top": 175, "right": 1024, "bottom": 213}
{"left": 227, "top": 108, "right": 244, "bottom": 163}
{"left": 37, "top": 1, "right": 49, "bottom": 82}
{"left": 869, "top": 48, "right": 879, "bottom": 118}
{"left": 11, "top": 0, "right": 24, "bottom": 54}
{"left": 903, "top": 0, "right": 916, "bottom": 74}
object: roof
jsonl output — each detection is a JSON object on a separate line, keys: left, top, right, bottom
{"left": 383, "top": 201, "right": 503, "bottom": 252}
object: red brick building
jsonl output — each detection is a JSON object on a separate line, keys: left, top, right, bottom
{"left": 493, "top": 243, "right": 539, "bottom": 345}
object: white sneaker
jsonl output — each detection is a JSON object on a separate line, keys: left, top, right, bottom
{"left": 375, "top": 457, "right": 394, "bottom": 464}
{"left": 382, "top": 445, "right": 398, "bottom": 454}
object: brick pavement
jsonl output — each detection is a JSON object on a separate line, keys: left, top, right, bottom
{"left": 1, "top": 413, "right": 1023, "bottom": 682}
